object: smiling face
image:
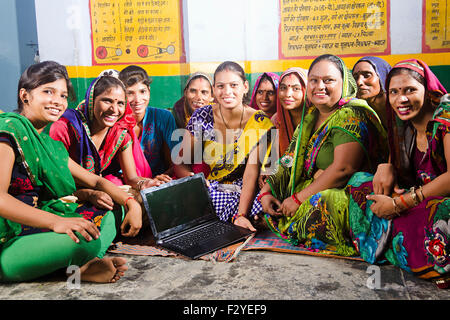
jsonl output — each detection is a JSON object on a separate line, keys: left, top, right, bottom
{"left": 307, "top": 60, "right": 343, "bottom": 112}
{"left": 125, "top": 81, "right": 150, "bottom": 120}
{"left": 388, "top": 72, "right": 426, "bottom": 121}
{"left": 353, "top": 61, "right": 382, "bottom": 100}
{"left": 185, "top": 77, "right": 212, "bottom": 112}
{"left": 213, "top": 69, "right": 249, "bottom": 110}
{"left": 20, "top": 78, "right": 69, "bottom": 130}
{"left": 92, "top": 86, "right": 126, "bottom": 130}
{"left": 278, "top": 73, "right": 304, "bottom": 111}
{"left": 255, "top": 78, "right": 277, "bottom": 114}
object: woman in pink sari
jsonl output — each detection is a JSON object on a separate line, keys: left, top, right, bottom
{"left": 50, "top": 71, "right": 162, "bottom": 209}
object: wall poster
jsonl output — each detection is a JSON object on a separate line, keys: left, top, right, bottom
{"left": 89, "top": 0, "right": 185, "bottom": 65}
{"left": 423, "top": 0, "right": 450, "bottom": 52}
{"left": 279, "top": 0, "right": 390, "bottom": 59}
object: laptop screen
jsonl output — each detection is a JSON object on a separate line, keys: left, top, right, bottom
{"left": 141, "top": 174, "right": 215, "bottom": 237}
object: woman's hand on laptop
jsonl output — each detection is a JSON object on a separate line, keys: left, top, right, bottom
{"left": 154, "top": 174, "right": 172, "bottom": 183}
{"left": 233, "top": 216, "right": 256, "bottom": 232}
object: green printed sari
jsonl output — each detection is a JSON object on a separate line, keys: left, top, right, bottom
{"left": 264, "top": 58, "right": 388, "bottom": 256}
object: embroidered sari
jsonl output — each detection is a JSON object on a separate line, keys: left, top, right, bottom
{"left": 187, "top": 105, "right": 274, "bottom": 221}
{"left": 50, "top": 75, "right": 152, "bottom": 184}
{"left": 257, "top": 58, "right": 388, "bottom": 257}
{"left": 347, "top": 59, "right": 449, "bottom": 283}
{"left": 0, "top": 113, "right": 119, "bottom": 281}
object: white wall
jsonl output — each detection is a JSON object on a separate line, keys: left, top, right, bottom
{"left": 390, "top": 0, "right": 422, "bottom": 54}
{"left": 35, "top": 0, "right": 92, "bottom": 65}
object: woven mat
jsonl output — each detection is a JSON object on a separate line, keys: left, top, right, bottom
{"left": 108, "top": 228, "right": 363, "bottom": 262}
{"left": 107, "top": 228, "right": 254, "bottom": 262}
{"left": 242, "top": 230, "right": 363, "bottom": 261}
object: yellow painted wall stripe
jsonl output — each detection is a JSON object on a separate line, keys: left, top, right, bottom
{"left": 67, "top": 52, "right": 450, "bottom": 78}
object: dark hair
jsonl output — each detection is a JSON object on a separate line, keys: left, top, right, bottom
{"left": 213, "top": 61, "right": 249, "bottom": 103}
{"left": 386, "top": 67, "right": 426, "bottom": 92}
{"left": 213, "top": 61, "right": 247, "bottom": 84}
{"left": 259, "top": 73, "right": 276, "bottom": 89}
{"left": 308, "top": 54, "right": 344, "bottom": 78}
{"left": 119, "top": 65, "right": 153, "bottom": 89}
{"left": 17, "top": 60, "right": 75, "bottom": 112}
{"left": 92, "top": 76, "right": 126, "bottom": 102}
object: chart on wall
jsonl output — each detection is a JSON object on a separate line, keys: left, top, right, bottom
{"left": 423, "top": 0, "right": 450, "bottom": 52}
{"left": 89, "top": 0, "right": 185, "bottom": 65}
{"left": 279, "top": 0, "right": 390, "bottom": 59}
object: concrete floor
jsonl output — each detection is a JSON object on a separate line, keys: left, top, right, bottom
{"left": 0, "top": 249, "right": 448, "bottom": 301}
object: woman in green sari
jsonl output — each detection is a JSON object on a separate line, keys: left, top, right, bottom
{"left": 255, "top": 54, "right": 388, "bottom": 256}
{"left": 0, "top": 61, "right": 141, "bottom": 283}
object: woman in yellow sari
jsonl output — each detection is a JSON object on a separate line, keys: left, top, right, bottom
{"left": 174, "top": 61, "right": 274, "bottom": 231}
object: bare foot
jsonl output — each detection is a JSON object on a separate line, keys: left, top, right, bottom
{"left": 78, "top": 257, "right": 128, "bottom": 283}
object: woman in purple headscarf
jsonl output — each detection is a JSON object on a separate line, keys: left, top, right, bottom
{"left": 249, "top": 72, "right": 280, "bottom": 118}
{"left": 352, "top": 56, "right": 392, "bottom": 128}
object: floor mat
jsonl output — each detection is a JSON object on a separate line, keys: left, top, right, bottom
{"left": 107, "top": 227, "right": 254, "bottom": 262}
{"left": 108, "top": 228, "right": 363, "bottom": 262}
{"left": 242, "top": 230, "right": 364, "bottom": 261}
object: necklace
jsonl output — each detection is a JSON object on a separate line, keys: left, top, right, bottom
{"left": 219, "top": 104, "right": 244, "bottom": 142}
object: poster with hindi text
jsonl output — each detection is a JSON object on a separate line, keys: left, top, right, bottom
{"left": 89, "top": 0, "right": 185, "bottom": 65}
{"left": 423, "top": 0, "right": 450, "bottom": 52}
{"left": 279, "top": 0, "right": 390, "bottom": 59}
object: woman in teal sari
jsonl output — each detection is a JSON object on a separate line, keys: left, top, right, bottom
{"left": 255, "top": 55, "right": 387, "bottom": 256}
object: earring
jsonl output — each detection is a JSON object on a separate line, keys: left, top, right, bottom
{"left": 24, "top": 99, "right": 28, "bottom": 104}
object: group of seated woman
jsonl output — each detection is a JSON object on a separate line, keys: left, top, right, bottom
{"left": 0, "top": 54, "right": 448, "bottom": 289}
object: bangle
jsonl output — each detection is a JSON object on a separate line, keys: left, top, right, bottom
{"left": 418, "top": 186, "right": 425, "bottom": 202}
{"left": 409, "top": 187, "right": 419, "bottom": 207}
{"left": 124, "top": 196, "right": 134, "bottom": 209}
{"left": 392, "top": 197, "right": 401, "bottom": 216}
{"left": 231, "top": 213, "right": 246, "bottom": 223}
{"left": 137, "top": 179, "right": 150, "bottom": 191}
{"left": 291, "top": 193, "right": 302, "bottom": 206}
{"left": 399, "top": 194, "right": 410, "bottom": 210}
{"left": 257, "top": 191, "right": 272, "bottom": 202}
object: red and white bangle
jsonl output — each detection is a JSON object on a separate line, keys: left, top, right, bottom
{"left": 257, "top": 191, "right": 272, "bottom": 202}
{"left": 291, "top": 193, "right": 302, "bottom": 206}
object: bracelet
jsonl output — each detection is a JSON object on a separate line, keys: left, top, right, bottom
{"left": 124, "top": 196, "right": 134, "bottom": 209}
{"left": 291, "top": 193, "right": 302, "bottom": 206}
{"left": 257, "top": 191, "right": 272, "bottom": 202}
{"left": 137, "top": 179, "right": 150, "bottom": 191}
{"left": 418, "top": 186, "right": 425, "bottom": 202}
{"left": 392, "top": 197, "right": 401, "bottom": 216}
{"left": 409, "top": 187, "right": 419, "bottom": 207}
{"left": 399, "top": 194, "right": 410, "bottom": 210}
{"left": 231, "top": 213, "right": 246, "bottom": 223}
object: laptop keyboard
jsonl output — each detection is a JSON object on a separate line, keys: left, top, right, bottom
{"left": 167, "top": 222, "right": 236, "bottom": 249}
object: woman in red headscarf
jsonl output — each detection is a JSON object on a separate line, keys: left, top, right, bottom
{"left": 347, "top": 59, "right": 450, "bottom": 288}
{"left": 50, "top": 72, "right": 163, "bottom": 210}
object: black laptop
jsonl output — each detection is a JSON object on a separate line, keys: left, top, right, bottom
{"left": 140, "top": 173, "right": 254, "bottom": 259}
